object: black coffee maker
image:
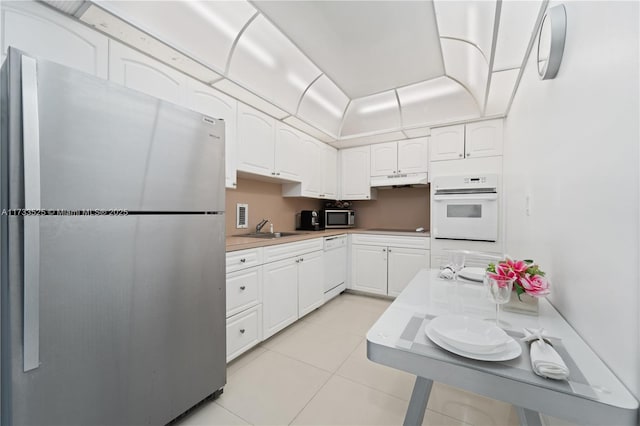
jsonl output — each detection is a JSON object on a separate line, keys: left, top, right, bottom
{"left": 296, "top": 210, "right": 322, "bottom": 231}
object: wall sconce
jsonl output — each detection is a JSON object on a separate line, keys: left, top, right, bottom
{"left": 537, "top": 4, "right": 567, "bottom": 80}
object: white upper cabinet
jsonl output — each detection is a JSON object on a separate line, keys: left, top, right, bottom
{"left": 323, "top": 145, "right": 338, "bottom": 200}
{"left": 430, "top": 119, "right": 503, "bottom": 162}
{"left": 1, "top": 1, "right": 108, "bottom": 78}
{"left": 370, "top": 142, "right": 398, "bottom": 176}
{"left": 397, "top": 138, "right": 429, "bottom": 174}
{"left": 430, "top": 125, "right": 466, "bottom": 161}
{"left": 274, "top": 122, "right": 303, "bottom": 182}
{"left": 237, "top": 103, "right": 276, "bottom": 177}
{"left": 465, "top": 119, "right": 504, "bottom": 158}
{"left": 371, "top": 138, "right": 429, "bottom": 176}
{"left": 339, "top": 146, "right": 377, "bottom": 200}
{"left": 282, "top": 135, "right": 333, "bottom": 199}
{"left": 186, "top": 80, "right": 238, "bottom": 189}
{"left": 109, "top": 41, "right": 187, "bottom": 106}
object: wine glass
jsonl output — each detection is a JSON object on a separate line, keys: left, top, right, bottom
{"left": 448, "top": 251, "right": 466, "bottom": 283}
{"left": 484, "top": 275, "right": 515, "bottom": 327}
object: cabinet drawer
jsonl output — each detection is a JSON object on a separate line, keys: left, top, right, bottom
{"left": 226, "top": 248, "right": 262, "bottom": 273}
{"left": 226, "top": 266, "right": 261, "bottom": 317}
{"left": 262, "top": 238, "right": 323, "bottom": 264}
{"left": 351, "top": 233, "right": 430, "bottom": 249}
{"left": 226, "top": 305, "right": 262, "bottom": 362}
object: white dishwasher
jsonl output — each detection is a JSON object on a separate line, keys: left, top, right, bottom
{"left": 323, "top": 235, "right": 347, "bottom": 302}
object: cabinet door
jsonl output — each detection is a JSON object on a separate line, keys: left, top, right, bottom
{"left": 370, "top": 142, "right": 398, "bottom": 176}
{"left": 465, "top": 119, "right": 503, "bottom": 158}
{"left": 109, "top": 41, "right": 186, "bottom": 106}
{"left": 300, "top": 137, "right": 324, "bottom": 197}
{"left": 262, "top": 258, "right": 298, "bottom": 339}
{"left": 398, "top": 137, "right": 429, "bottom": 174}
{"left": 274, "top": 123, "right": 303, "bottom": 182}
{"left": 297, "top": 250, "right": 324, "bottom": 318}
{"left": 351, "top": 244, "right": 387, "bottom": 295}
{"left": 322, "top": 145, "right": 338, "bottom": 199}
{"left": 387, "top": 247, "right": 430, "bottom": 297}
{"left": 186, "top": 79, "right": 238, "bottom": 189}
{"left": 340, "top": 146, "right": 374, "bottom": 200}
{"left": 430, "top": 125, "right": 465, "bottom": 161}
{"left": 1, "top": 1, "right": 108, "bottom": 78}
{"left": 237, "top": 103, "right": 276, "bottom": 177}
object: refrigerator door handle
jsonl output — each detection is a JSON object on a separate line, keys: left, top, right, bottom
{"left": 22, "top": 55, "right": 41, "bottom": 372}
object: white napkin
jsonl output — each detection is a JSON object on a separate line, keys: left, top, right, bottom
{"left": 439, "top": 265, "right": 455, "bottom": 280}
{"left": 522, "top": 328, "right": 570, "bottom": 380}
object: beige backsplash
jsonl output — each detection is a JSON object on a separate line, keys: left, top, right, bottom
{"left": 351, "top": 186, "right": 430, "bottom": 231}
{"left": 225, "top": 178, "right": 324, "bottom": 235}
{"left": 225, "top": 178, "right": 430, "bottom": 235}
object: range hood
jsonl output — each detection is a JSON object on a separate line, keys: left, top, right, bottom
{"left": 370, "top": 172, "right": 429, "bottom": 188}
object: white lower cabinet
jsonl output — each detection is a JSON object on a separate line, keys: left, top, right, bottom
{"left": 351, "top": 245, "right": 388, "bottom": 295}
{"left": 226, "top": 305, "right": 262, "bottom": 362}
{"left": 297, "top": 250, "right": 324, "bottom": 318}
{"left": 225, "top": 248, "right": 263, "bottom": 362}
{"left": 262, "top": 258, "right": 299, "bottom": 339}
{"left": 262, "top": 239, "right": 324, "bottom": 340}
{"left": 350, "top": 234, "right": 430, "bottom": 297}
{"left": 387, "top": 247, "right": 431, "bottom": 297}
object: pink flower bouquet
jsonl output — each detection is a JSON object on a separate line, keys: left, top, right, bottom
{"left": 486, "top": 258, "right": 550, "bottom": 299}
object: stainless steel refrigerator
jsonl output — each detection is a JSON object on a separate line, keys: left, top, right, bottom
{"left": 0, "top": 48, "right": 226, "bottom": 425}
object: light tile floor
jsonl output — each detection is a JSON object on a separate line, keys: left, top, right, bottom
{"left": 177, "top": 293, "right": 524, "bottom": 426}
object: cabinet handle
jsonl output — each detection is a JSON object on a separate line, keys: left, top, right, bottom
{"left": 393, "top": 170, "right": 396, "bottom": 174}
{"left": 300, "top": 257, "right": 304, "bottom": 262}
{"left": 240, "top": 258, "right": 246, "bottom": 263}
{"left": 240, "top": 328, "right": 245, "bottom": 334}
{"left": 458, "top": 153, "right": 463, "bottom": 158}
{"left": 466, "top": 152, "right": 471, "bottom": 157}
{"left": 296, "top": 259, "right": 300, "bottom": 263}
{"left": 366, "top": 195, "right": 369, "bottom": 199}
{"left": 277, "top": 172, "right": 281, "bottom": 176}
{"left": 388, "top": 249, "right": 392, "bottom": 252}
{"left": 398, "top": 169, "right": 401, "bottom": 173}
{"left": 271, "top": 172, "right": 276, "bottom": 175}
{"left": 382, "top": 248, "right": 386, "bottom": 252}
{"left": 233, "top": 182, "right": 237, "bottom": 187}
{"left": 240, "top": 286, "right": 246, "bottom": 290}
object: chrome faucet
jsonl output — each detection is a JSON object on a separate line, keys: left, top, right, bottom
{"left": 256, "top": 218, "right": 270, "bottom": 233}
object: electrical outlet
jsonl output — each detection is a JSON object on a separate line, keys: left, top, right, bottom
{"left": 236, "top": 203, "right": 248, "bottom": 228}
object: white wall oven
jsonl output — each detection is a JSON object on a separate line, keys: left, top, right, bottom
{"left": 432, "top": 174, "right": 499, "bottom": 242}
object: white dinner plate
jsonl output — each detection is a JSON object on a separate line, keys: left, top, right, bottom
{"left": 425, "top": 322, "right": 522, "bottom": 361}
{"left": 458, "top": 267, "right": 486, "bottom": 282}
{"left": 429, "top": 315, "right": 511, "bottom": 354}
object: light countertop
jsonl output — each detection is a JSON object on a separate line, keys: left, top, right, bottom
{"left": 226, "top": 228, "right": 430, "bottom": 252}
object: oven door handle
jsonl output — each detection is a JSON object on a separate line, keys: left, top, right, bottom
{"left": 434, "top": 193, "right": 498, "bottom": 201}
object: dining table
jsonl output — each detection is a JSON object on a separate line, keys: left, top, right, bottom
{"left": 366, "top": 269, "right": 639, "bottom": 426}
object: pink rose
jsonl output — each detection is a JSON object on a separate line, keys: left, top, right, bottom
{"left": 519, "top": 274, "right": 550, "bottom": 296}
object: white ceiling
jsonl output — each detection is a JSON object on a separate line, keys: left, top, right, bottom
{"left": 46, "top": 0, "right": 547, "bottom": 147}
{"left": 253, "top": 1, "right": 445, "bottom": 99}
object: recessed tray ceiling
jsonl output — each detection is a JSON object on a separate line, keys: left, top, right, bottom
{"left": 253, "top": 1, "right": 445, "bottom": 99}
{"left": 41, "top": 0, "right": 547, "bottom": 145}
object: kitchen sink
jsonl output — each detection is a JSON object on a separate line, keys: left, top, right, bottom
{"left": 235, "top": 232, "right": 307, "bottom": 239}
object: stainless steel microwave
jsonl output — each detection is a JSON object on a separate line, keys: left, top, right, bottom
{"left": 322, "top": 209, "right": 355, "bottom": 229}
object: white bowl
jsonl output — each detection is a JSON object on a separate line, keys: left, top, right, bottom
{"left": 429, "top": 315, "right": 511, "bottom": 354}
